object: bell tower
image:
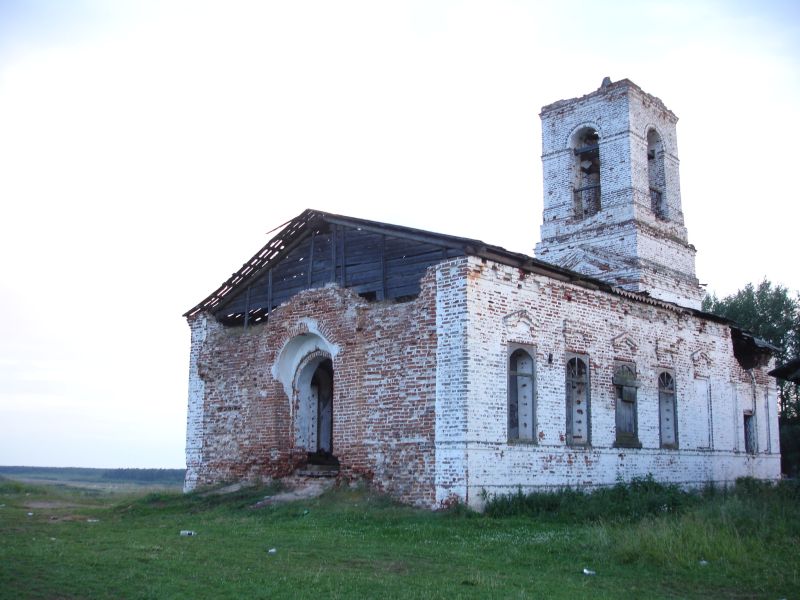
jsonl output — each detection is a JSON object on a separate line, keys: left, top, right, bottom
{"left": 534, "top": 78, "right": 704, "bottom": 309}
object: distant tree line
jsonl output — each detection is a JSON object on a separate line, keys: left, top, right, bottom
{"left": 0, "top": 466, "right": 185, "bottom": 485}
{"left": 703, "top": 280, "right": 800, "bottom": 476}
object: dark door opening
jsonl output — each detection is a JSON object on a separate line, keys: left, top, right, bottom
{"left": 308, "top": 359, "right": 337, "bottom": 466}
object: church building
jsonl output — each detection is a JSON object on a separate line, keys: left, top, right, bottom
{"left": 183, "top": 79, "right": 780, "bottom": 508}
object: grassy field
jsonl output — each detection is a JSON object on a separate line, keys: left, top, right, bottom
{"left": 0, "top": 466, "right": 185, "bottom": 489}
{"left": 1, "top": 474, "right": 798, "bottom": 599}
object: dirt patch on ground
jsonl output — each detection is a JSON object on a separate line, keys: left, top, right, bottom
{"left": 252, "top": 478, "right": 335, "bottom": 508}
{"left": 25, "top": 501, "right": 85, "bottom": 509}
{"left": 47, "top": 514, "right": 98, "bottom": 523}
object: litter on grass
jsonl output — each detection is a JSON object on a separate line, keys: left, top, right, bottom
{"left": 180, "top": 530, "right": 197, "bottom": 537}
{"left": 582, "top": 568, "right": 596, "bottom": 576}
{"left": 267, "top": 548, "right": 277, "bottom": 555}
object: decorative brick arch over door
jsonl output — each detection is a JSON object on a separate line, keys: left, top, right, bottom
{"left": 271, "top": 324, "right": 340, "bottom": 458}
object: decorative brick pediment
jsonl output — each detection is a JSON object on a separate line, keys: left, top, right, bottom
{"left": 691, "top": 349, "right": 712, "bottom": 377}
{"left": 503, "top": 310, "right": 535, "bottom": 342}
{"left": 611, "top": 331, "right": 638, "bottom": 356}
{"left": 563, "top": 319, "right": 589, "bottom": 352}
{"left": 557, "top": 246, "right": 630, "bottom": 278}
{"left": 655, "top": 339, "right": 682, "bottom": 366}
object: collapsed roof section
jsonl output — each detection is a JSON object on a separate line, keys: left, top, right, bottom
{"left": 769, "top": 358, "right": 800, "bottom": 383}
{"left": 731, "top": 328, "right": 781, "bottom": 370}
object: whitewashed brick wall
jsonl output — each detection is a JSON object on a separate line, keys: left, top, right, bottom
{"left": 437, "top": 256, "right": 780, "bottom": 509}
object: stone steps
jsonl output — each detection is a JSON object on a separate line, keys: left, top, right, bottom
{"left": 294, "top": 464, "right": 339, "bottom": 478}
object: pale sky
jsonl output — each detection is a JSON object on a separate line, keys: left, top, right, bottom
{"left": 1, "top": 0, "right": 798, "bottom": 468}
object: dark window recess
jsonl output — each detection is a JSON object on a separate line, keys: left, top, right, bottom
{"left": 647, "top": 129, "right": 667, "bottom": 218}
{"left": 744, "top": 413, "right": 756, "bottom": 454}
{"left": 613, "top": 363, "right": 641, "bottom": 448}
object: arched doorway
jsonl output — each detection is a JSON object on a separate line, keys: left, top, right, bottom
{"left": 311, "top": 359, "right": 333, "bottom": 456}
{"left": 293, "top": 352, "right": 337, "bottom": 466}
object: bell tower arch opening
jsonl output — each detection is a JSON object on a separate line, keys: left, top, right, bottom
{"left": 647, "top": 128, "right": 667, "bottom": 219}
{"left": 572, "top": 127, "right": 601, "bottom": 219}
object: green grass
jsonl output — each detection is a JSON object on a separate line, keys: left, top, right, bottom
{"left": 0, "top": 475, "right": 798, "bottom": 599}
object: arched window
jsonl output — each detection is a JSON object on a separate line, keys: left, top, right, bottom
{"left": 573, "top": 128, "right": 601, "bottom": 219}
{"left": 508, "top": 348, "right": 536, "bottom": 441}
{"left": 647, "top": 129, "right": 667, "bottom": 218}
{"left": 613, "top": 363, "right": 640, "bottom": 448}
{"left": 566, "top": 356, "right": 590, "bottom": 445}
{"left": 658, "top": 371, "right": 678, "bottom": 448}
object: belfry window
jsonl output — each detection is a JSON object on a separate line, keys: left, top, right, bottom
{"left": 658, "top": 371, "right": 678, "bottom": 448}
{"left": 613, "top": 362, "right": 640, "bottom": 448}
{"left": 573, "top": 128, "right": 601, "bottom": 219}
{"left": 647, "top": 128, "right": 667, "bottom": 219}
{"left": 566, "top": 355, "right": 590, "bottom": 446}
{"left": 508, "top": 347, "right": 536, "bottom": 442}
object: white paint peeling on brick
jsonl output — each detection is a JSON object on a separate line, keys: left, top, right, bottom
{"left": 271, "top": 321, "right": 340, "bottom": 404}
{"left": 184, "top": 313, "right": 211, "bottom": 492}
{"left": 434, "top": 258, "right": 470, "bottom": 505}
{"left": 452, "top": 256, "right": 780, "bottom": 509}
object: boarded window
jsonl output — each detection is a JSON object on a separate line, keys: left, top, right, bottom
{"left": 566, "top": 356, "right": 590, "bottom": 445}
{"left": 613, "top": 363, "right": 640, "bottom": 448}
{"left": 508, "top": 348, "right": 536, "bottom": 441}
{"left": 658, "top": 372, "right": 678, "bottom": 449}
{"left": 743, "top": 413, "right": 756, "bottom": 454}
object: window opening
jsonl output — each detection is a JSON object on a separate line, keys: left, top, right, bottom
{"left": 658, "top": 371, "right": 678, "bottom": 448}
{"left": 647, "top": 129, "right": 667, "bottom": 218}
{"left": 508, "top": 348, "right": 536, "bottom": 441}
{"left": 613, "top": 363, "right": 640, "bottom": 448}
{"left": 566, "top": 356, "right": 590, "bottom": 445}
{"left": 743, "top": 412, "right": 756, "bottom": 454}
{"left": 573, "top": 128, "right": 601, "bottom": 219}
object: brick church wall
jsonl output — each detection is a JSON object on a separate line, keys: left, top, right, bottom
{"left": 450, "top": 255, "right": 780, "bottom": 508}
{"left": 185, "top": 272, "right": 439, "bottom": 507}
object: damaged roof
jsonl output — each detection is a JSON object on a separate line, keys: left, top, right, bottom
{"left": 185, "top": 208, "right": 732, "bottom": 326}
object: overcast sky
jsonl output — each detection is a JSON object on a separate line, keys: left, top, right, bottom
{"left": 1, "top": 0, "right": 798, "bottom": 468}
